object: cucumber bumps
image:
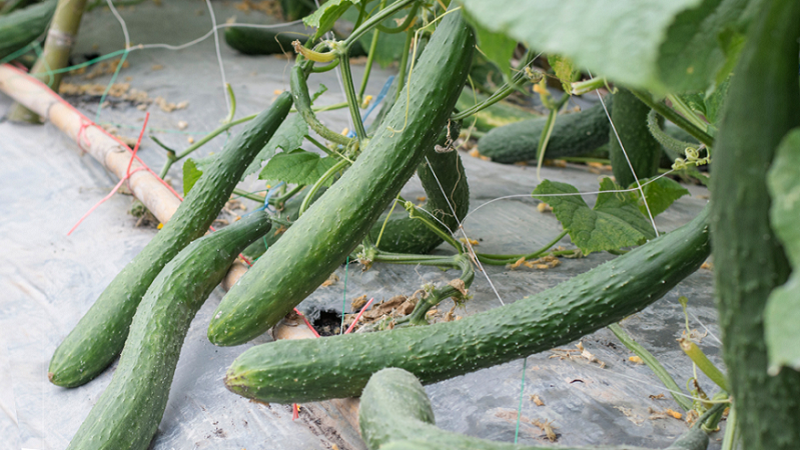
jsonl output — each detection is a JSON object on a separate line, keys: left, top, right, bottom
{"left": 208, "top": 9, "right": 475, "bottom": 346}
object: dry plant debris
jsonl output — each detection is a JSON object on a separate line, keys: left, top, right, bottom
{"left": 549, "top": 341, "right": 606, "bottom": 368}
{"left": 530, "top": 394, "right": 545, "bottom": 406}
{"left": 531, "top": 419, "right": 557, "bottom": 442}
{"left": 507, "top": 255, "right": 560, "bottom": 270}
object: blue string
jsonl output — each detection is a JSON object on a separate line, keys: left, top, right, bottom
{"left": 362, "top": 75, "right": 395, "bottom": 122}
{"left": 242, "top": 181, "right": 284, "bottom": 216}
{"left": 514, "top": 358, "right": 527, "bottom": 443}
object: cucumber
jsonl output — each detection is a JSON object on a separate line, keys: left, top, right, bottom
{"left": 207, "top": 9, "right": 475, "bottom": 346}
{"left": 359, "top": 368, "right": 707, "bottom": 450}
{"left": 224, "top": 26, "right": 305, "bottom": 55}
{"left": 224, "top": 205, "right": 710, "bottom": 403}
{"left": 65, "top": 211, "right": 271, "bottom": 450}
{"left": 0, "top": 0, "right": 56, "bottom": 61}
{"left": 477, "top": 99, "right": 611, "bottom": 164}
{"left": 368, "top": 121, "right": 470, "bottom": 254}
{"left": 48, "top": 93, "right": 292, "bottom": 388}
{"left": 709, "top": 0, "right": 800, "bottom": 448}
{"left": 608, "top": 88, "right": 661, "bottom": 187}
{"left": 455, "top": 88, "right": 540, "bottom": 132}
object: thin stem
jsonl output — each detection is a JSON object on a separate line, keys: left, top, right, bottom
{"left": 309, "top": 58, "right": 340, "bottom": 73}
{"left": 377, "top": 2, "right": 419, "bottom": 34}
{"left": 405, "top": 201, "right": 463, "bottom": 253}
{"left": 343, "top": 0, "right": 416, "bottom": 48}
{"left": 721, "top": 406, "right": 738, "bottom": 450}
{"left": 630, "top": 89, "right": 714, "bottom": 148}
{"left": 666, "top": 94, "right": 708, "bottom": 133}
{"left": 535, "top": 105, "right": 560, "bottom": 180}
{"left": 273, "top": 184, "right": 306, "bottom": 205}
{"left": 609, "top": 323, "right": 694, "bottom": 411}
{"left": 571, "top": 76, "right": 608, "bottom": 96}
{"left": 299, "top": 158, "right": 349, "bottom": 215}
{"left": 233, "top": 188, "right": 267, "bottom": 203}
{"left": 291, "top": 65, "right": 354, "bottom": 147}
{"left": 357, "top": 0, "right": 386, "bottom": 101}
{"left": 223, "top": 83, "right": 237, "bottom": 124}
{"left": 679, "top": 338, "right": 730, "bottom": 393}
{"left": 304, "top": 134, "right": 335, "bottom": 157}
{"left": 477, "top": 230, "right": 569, "bottom": 265}
{"left": 404, "top": 254, "right": 474, "bottom": 326}
{"left": 394, "top": 29, "right": 413, "bottom": 102}
{"left": 338, "top": 54, "right": 368, "bottom": 141}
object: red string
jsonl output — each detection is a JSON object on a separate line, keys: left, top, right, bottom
{"left": 344, "top": 297, "right": 375, "bottom": 335}
{"left": 293, "top": 308, "right": 321, "bottom": 338}
{"left": 292, "top": 404, "right": 300, "bottom": 420}
{"left": 76, "top": 119, "right": 92, "bottom": 151}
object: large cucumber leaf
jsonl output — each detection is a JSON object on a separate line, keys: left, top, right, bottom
{"left": 627, "top": 177, "right": 690, "bottom": 217}
{"left": 457, "top": 0, "right": 758, "bottom": 94}
{"left": 259, "top": 149, "right": 338, "bottom": 186}
{"left": 305, "top": 0, "right": 363, "bottom": 40}
{"left": 533, "top": 177, "right": 656, "bottom": 255}
{"left": 242, "top": 113, "right": 308, "bottom": 179}
{"left": 463, "top": 10, "right": 517, "bottom": 80}
{"left": 765, "top": 128, "right": 800, "bottom": 374}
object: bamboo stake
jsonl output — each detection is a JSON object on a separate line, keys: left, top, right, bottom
{"left": 8, "top": 0, "right": 88, "bottom": 122}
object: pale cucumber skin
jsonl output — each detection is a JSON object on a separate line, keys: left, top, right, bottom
{"left": 48, "top": 93, "right": 292, "bottom": 388}
{"left": 65, "top": 211, "right": 271, "bottom": 450}
{"left": 225, "top": 206, "right": 710, "bottom": 403}
{"left": 361, "top": 369, "right": 702, "bottom": 450}
{"left": 709, "top": 0, "right": 800, "bottom": 448}
{"left": 207, "top": 11, "right": 475, "bottom": 346}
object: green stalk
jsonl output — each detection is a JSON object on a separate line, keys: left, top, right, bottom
{"left": 666, "top": 94, "right": 709, "bottom": 133}
{"left": 394, "top": 29, "right": 413, "bottom": 102}
{"left": 376, "top": 1, "right": 418, "bottom": 33}
{"left": 721, "top": 406, "right": 738, "bottom": 450}
{"left": 343, "top": 0, "right": 415, "bottom": 49}
{"left": 338, "top": 54, "right": 368, "bottom": 141}
{"left": 357, "top": 0, "right": 385, "bottom": 102}
{"left": 298, "top": 158, "right": 349, "bottom": 216}
{"left": 535, "top": 106, "right": 559, "bottom": 180}
{"left": 292, "top": 64, "right": 354, "bottom": 147}
{"left": 571, "top": 76, "right": 608, "bottom": 96}
{"left": 404, "top": 201, "right": 463, "bottom": 253}
{"left": 609, "top": 323, "right": 693, "bottom": 411}
{"left": 232, "top": 188, "right": 267, "bottom": 203}
{"left": 8, "top": 0, "right": 88, "bottom": 122}
{"left": 679, "top": 338, "right": 730, "bottom": 393}
{"left": 630, "top": 89, "right": 714, "bottom": 148}
{"left": 476, "top": 230, "right": 569, "bottom": 266}
{"left": 309, "top": 58, "right": 340, "bottom": 73}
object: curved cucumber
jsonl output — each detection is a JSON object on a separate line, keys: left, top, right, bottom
{"left": 709, "top": 0, "right": 800, "bottom": 448}
{"left": 225, "top": 205, "right": 710, "bottom": 403}
{"left": 207, "top": 9, "right": 475, "bottom": 346}
{"left": 48, "top": 93, "right": 292, "bottom": 388}
{"left": 368, "top": 122, "right": 470, "bottom": 254}
{"left": 361, "top": 368, "right": 705, "bottom": 450}
{"left": 65, "top": 211, "right": 271, "bottom": 450}
{"left": 608, "top": 88, "right": 661, "bottom": 187}
{"left": 0, "top": 0, "right": 56, "bottom": 60}
{"left": 477, "top": 99, "right": 611, "bottom": 164}
{"left": 224, "top": 26, "right": 305, "bottom": 55}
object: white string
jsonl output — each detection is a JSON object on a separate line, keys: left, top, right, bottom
{"left": 203, "top": 0, "right": 231, "bottom": 114}
{"left": 602, "top": 370, "right": 729, "bottom": 404}
{"left": 424, "top": 156, "right": 506, "bottom": 306}
{"left": 132, "top": 21, "right": 305, "bottom": 52}
{"left": 590, "top": 70, "right": 659, "bottom": 238}
{"left": 105, "top": 0, "right": 131, "bottom": 49}
{"left": 689, "top": 311, "right": 723, "bottom": 345}
{"left": 462, "top": 170, "right": 677, "bottom": 224}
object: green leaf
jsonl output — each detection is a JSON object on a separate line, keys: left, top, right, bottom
{"left": 765, "top": 128, "right": 800, "bottom": 374}
{"left": 304, "top": 0, "right": 361, "bottom": 40}
{"left": 258, "top": 149, "right": 338, "bottom": 186}
{"left": 311, "top": 83, "right": 328, "bottom": 103}
{"left": 548, "top": 54, "right": 580, "bottom": 93}
{"left": 458, "top": 0, "right": 756, "bottom": 94}
{"left": 532, "top": 178, "right": 656, "bottom": 255}
{"left": 242, "top": 114, "right": 308, "bottom": 179}
{"left": 628, "top": 176, "right": 690, "bottom": 217}
{"left": 182, "top": 158, "right": 203, "bottom": 196}
{"left": 464, "top": 10, "right": 517, "bottom": 80}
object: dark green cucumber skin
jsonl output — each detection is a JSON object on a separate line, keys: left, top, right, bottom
{"left": 360, "top": 368, "right": 691, "bottom": 450}
{"left": 663, "top": 427, "right": 708, "bottom": 450}
{"left": 477, "top": 99, "right": 611, "bottom": 164}
{"left": 207, "top": 10, "right": 475, "bottom": 346}
{"left": 65, "top": 212, "right": 271, "bottom": 450}
{"left": 48, "top": 93, "right": 292, "bottom": 388}
{"left": 224, "top": 26, "right": 305, "bottom": 55}
{"left": 225, "top": 206, "right": 710, "bottom": 403}
{"left": 0, "top": 0, "right": 56, "bottom": 60}
{"left": 608, "top": 88, "right": 661, "bottom": 187}
{"left": 709, "top": 0, "right": 800, "bottom": 448}
{"left": 368, "top": 126, "right": 470, "bottom": 254}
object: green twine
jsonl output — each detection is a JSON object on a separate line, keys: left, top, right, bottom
{"left": 0, "top": 41, "right": 36, "bottom": 66}
{"left": 95, "top": 49, "right": 129, "bottom": 122}
{"left": 514, "top": 358, "right": 527, "bottom": 444}
{"left": 340, "top": 256, "right": 349, "bottom": 334}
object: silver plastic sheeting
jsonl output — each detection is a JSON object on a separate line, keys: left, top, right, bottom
{"left": 1, "top": 0, "right": 724, "bottom": 449}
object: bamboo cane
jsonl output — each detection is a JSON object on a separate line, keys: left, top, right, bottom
{"left": 8, "top": 0, "right": 88, "bottom": 122}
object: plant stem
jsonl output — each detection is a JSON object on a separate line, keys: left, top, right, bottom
{"left": 609, "top": 323, "right": 694, "bottom": 411}
{"left": 630, "top": 89, "right": 714, "bottom": 148}
{"left": 571, "top": 76, "right": 608, "bottom": 96}
{"left": 377, "top": 1, "right": 418, "bottom": 33}
{"left": 8, "top": 0, "right": 88, "bottom": 122}
{"left": 357, "top": 0, "right": 385, "bottom": 102}
{"left": 721, "top": 406, "right": 739, "bottom": 450}
{"left": 394, "top": 29, "right": 413, "bottom": 102}
{"left": 679, "top": 338, "right": 730, "bottom": 393}
{"left": 404, "top": 201, "right": 463, "bottom": 253}
{"left": 666, "top": 94, "right": 709, "bottom": 133}
{"left": 338, "top": 54, "right": 368, "bottom": 141}
{"left": 343, "top": 0, "right": 416, "bottom": 49}
{"left": 298, "top": 157, "right": 349, "bottom": 216}
{"left": 233, "top": 188, "right": 266, "bottom": 203}
{"left": 309, "top": 58, "right": 340, "bottom": 73}
{"left": 477, "top": 230, "right": 569, "bottom": 265}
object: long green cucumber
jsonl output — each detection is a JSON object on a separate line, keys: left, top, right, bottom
{"left": 224, "top": 205, "right": 710, "bottom": 403}
{"left": 709, "top": 0, "right": 800, "bottom": 448}
{"left": 0, "top": 0, "right": 56, "bottom": 60}
{"left": 360, "top": 368, "right": 709, "bottom": 450}
{"left": 224, "top": 26, "right": 305, "bottom": 55}
{"left": 207, "top": 9, "right": 474, "bottom": 346}
{"left": 477, "top": 99, "right": 611, "bottom": 163}
{"left": 65, "top": 211, "right": 271, "bottom": 450}
{"left": 48, "top": 93, "right": 292, "bottom": 388}
{"left": 368, "top": 123, "right": 470, "bottom": 254}
{"left": 608, "top": 88, "right": 662, "bottom": 187}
